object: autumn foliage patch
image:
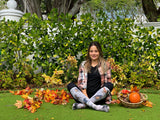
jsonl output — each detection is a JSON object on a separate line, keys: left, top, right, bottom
{"left": 10, "top": 87, "right": 72, "bottom": 113}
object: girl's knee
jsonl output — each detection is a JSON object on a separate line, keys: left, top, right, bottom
{"left": 104, "top": 82, "right": 113, "bottom": 92}
{"left": 67, "top": 82, "right": 77, "bottom": 91}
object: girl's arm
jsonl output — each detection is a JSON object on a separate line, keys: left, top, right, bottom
{"left": 106, "top": 61, "right": 112, "bottom": 82}
{"left": 77, "top": 62, "right": 88, "bottom": 97}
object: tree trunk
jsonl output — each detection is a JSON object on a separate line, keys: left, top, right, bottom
{"left": 25, "top": 0, "right": 42, "bottom": 18}
{"left": 16, "top": 0, "right": 24, "bottom": 11}
{"left": 15, "top": 0, "right": 87, "bottom": 19}
{"left": 16, "top": 0, "right": 42, "bottom": 18}
{"left": 68, "top": 0, "right": 84, "bottom": 16}
{"left": 142, "top": 0, "right": 160, "bottom": 22}
{"left": 45, "top": 0, "right": 52, "bottom": 14}
{"left": 51, "top": 0, "right": 85, "bottom": 16}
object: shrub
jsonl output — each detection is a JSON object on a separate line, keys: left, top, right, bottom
{"left": 128, "top": 60, "right": 159, "bottom": 88}
{"left": 0, "top": 11, "right": 159, "bottom": 89}
{"left": 0, "top": 70, "right": 14, "bottom": 89}
{"left": 31, "top": 73, "right": 45, "bottom": 87}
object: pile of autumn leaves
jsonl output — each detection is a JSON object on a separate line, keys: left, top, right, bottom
{"left": 10, "top": 87, "right": 71, "bottom": 113}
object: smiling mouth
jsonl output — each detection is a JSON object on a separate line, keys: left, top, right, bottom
{"left": 91, "top": 55, "right": 97, "bottom": 57}
{"left": 91, "top": 56, "right": 97, "bottom": 58}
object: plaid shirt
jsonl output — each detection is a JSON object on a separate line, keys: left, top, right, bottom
{"left": 77, "top": 61, "right": 112, "bottom": 90}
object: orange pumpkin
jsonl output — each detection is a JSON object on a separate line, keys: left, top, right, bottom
{"left": 129, "top": 92, "right": 141, "bottom": 103}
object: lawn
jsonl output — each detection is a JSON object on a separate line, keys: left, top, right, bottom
{"left": 0, "top": 88, "right": 160, "bottom": 120}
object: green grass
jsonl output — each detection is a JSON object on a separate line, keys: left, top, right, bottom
{"left": 0, "top": 89, "right": 160, "bottom": 120}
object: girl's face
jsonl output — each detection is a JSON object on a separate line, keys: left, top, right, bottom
{"left": 89, "top": 45, "right": 100, "bottom": 61}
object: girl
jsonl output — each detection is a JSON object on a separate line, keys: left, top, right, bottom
{"left": 67, "top": 41, "right": 113, "bottom": 112}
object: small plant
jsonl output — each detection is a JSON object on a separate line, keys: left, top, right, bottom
{"left": 60, "top": 55, "right": 78, "bottom": 83}
{"left": 155, "top": 80, "right": 160, "bottom": 89}
{"left": 42, "top": 69, "right": 64, "bottom": 87}
{"left": 14, "top": 77, "right": 27, "bottom": 88}
{"left": 31, "top": 73, "right": 45, "bottom": 87}
{"left": 107, "top": 58, "right": 127, "bottom": 88}
{"left": 0, "top": 70, "right": 14, "bottom": 89}
{"left": 16, "top": 63, "right": 34, "bottom": 83}
{"left": 0, "top": 64, "right": 34, "bottom": 89}
{"left": 128, "top": 60, "right": 159, "bottom": 88}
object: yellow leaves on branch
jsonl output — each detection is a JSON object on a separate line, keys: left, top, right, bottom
{"left": 42, "top": 74, "right": 50, "bottom": 83}
{"left": 42, "top": 69, "right": 64, "bottom": 86}
{"left": 66, "top": 55, "right": 77, "bottom": 67}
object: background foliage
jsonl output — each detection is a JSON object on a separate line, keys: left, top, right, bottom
{"left": 0, "top": 10, "right": 159, "bottom": 89}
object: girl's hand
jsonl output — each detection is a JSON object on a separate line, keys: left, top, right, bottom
{"left": 105, "top": 95, "right": 112, "bottom": 104}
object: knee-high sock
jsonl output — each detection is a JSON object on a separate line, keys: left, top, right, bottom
{"left": 90, "top": 87, "right": 110, "bottom": 103}
{"left": 73, "top": 87, "right": 110, "bottom": 109}
{"left": 70, "top": 87, "right": 109, "bottom": 112}
{"left": 72, "top": 103, "right": 86, "bottom": 110}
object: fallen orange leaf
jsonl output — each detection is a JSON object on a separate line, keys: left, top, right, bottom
{"left": 116, "top": 99, "right": 121, "bottom": 104}
{"left": 21, "top": 94, "right": 28, "bottom": 99}
{"left": 14, "top": 100, "right": 23, "bottom": 109}
{"left": 9, "top": 90, "right": 15, "bottom": 94}
{"left": 111, "top": 88, "right": 118, "bottom": 95}
{"left": 142, "top": 100, "right": 153, "bottom": 108}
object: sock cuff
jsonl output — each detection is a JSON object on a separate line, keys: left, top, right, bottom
{"left": 70, "top": 87, "right": 79, "bottom": 93}
{"left": 104, "top": 82, "right": 113, "bottom": 91}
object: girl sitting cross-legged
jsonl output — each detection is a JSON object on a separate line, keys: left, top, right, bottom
{"left": 67, "top": 41, "right": 113, "bottom": 112}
